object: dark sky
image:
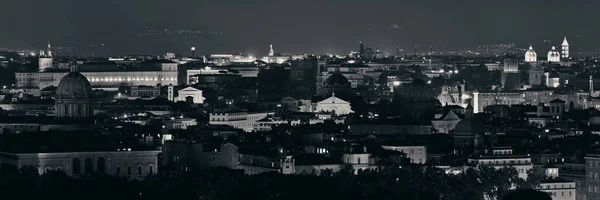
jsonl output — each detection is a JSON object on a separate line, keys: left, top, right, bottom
{"left": 1, "top": 0, "right": 598, "bottom": 56}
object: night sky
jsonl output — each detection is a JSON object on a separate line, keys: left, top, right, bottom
{"left": 1, "top": 0, "right": 598, "bottom": 56}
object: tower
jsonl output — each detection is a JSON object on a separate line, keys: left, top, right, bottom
{"left": 591, "top": 75, "right": 594, "bottom": 96}
{"left": 561, "top": 36, "right": 569, "bottom": 59}
{"left": 191, "top": 47, "right": 196, "bottom": 58}
{"left": 465, "top": 103, "right": 473, "bottom": 119}
{"left": 38, "top": 42, "right": 53, "bottom": 72}
{"left": 46, "top": 43, "right": 52, "bottom": 57}
{"left": 167, "top": 84, "right": 174, "bottom": 101}
{"left": 414, "top": 45, "right": 417, "bottom": 56}
{"left": 359, "top": 42, "right": 365, "bottom": 57}
{"left": 268, "top": 44, "right": 275, "bottom": 56}
{"left": 501, "top": 56, "right": 521, "bottom": 91}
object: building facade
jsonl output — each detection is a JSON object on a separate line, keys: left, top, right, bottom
{"left": 0, "top": 150, "right": 160, "bottom": 180}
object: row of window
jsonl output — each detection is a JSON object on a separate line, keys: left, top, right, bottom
{"left": 547, "top": 191, "right": 573, "bottom": 197}
{"left": 72, "top": 157, "right": 154, "bottom": 176}
{"left": 88, "top": 77, "right": 176, "bottom": 82}
{"left": 590, "top": 185, "right": 600, "bottom": 193}
{"left": 588, "top": 172, "right": 600, "bottom": 179}
{"left": 473, "top": 160, "right": 530, "bottom": 165}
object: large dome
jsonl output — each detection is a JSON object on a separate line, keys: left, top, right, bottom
{"left": 326, "top": 73, "right": 350, "bottom": 86}
{"left": 56, "top": 72, "right": 92, "bottom": 100}
{"left": 525, "top": 46, "right": 537, "bottom": 62}
{"left": 453, "top": 119, "right": 484, "bottom": 136}
{"left": 547, "top": 46, "right": 561, "bottom": 62}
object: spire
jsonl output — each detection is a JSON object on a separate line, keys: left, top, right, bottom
{"left": 268, "top": 44, "right": 274, "bottom": 56}
{"left": 331, "top": 91, "right": 336, "bottom": 97}
{"left": 465, "top": 103, "right": 474, "bottom": 119}
{"left": 529, "top": 45, "right": 533, "bottom": 50}
{"left": 591, "top": 75, "right": 594, "bottom": 95}
{"left": 562, "top": 36, "right": 569, "bottom": 46}
{"left": 46, "top": 42, "right": 52, "bottom": 57}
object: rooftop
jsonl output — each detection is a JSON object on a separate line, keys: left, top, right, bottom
{"left": 0, "top": 132, "right": 156, "bottom": 154}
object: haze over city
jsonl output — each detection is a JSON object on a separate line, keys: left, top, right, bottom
{"left": 1, "top": 0, "right": 599, "bottom": 55}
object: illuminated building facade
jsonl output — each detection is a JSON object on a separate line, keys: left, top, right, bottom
{"left": 472, "top": 89, "right": 581, "bottom": 113}
{"left": 548, "top": 46, "right": 561, "bottom": 62}
{"left": 561, "top": 37, "right": 569, "bottom": 59}
{"left": 16, "top": 61, "right": 178, "bottom": 92}
{"left": 525, "top": 46, "right": 537, "bottom": 62}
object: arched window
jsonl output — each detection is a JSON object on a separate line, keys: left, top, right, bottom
{"left": 115, "top": 166, "right": 121, "bottom": 175}
{"left": 127, "top": 166, "right": 132, "bottom": 176}
{"left": 56, "top": 166, "right": 63, "bottom": 172}
{"left": 84, "top": 157, "right": 93, "bottom": 174}
{"left": 77, "top": 105, "right": 83, "bottom": 116}
{"left": 137, "top": 165, "right": 142, "bottom": 175}
{"left": 44, "top": 166, "right": 52, "bottom": 174}
{"left": 97, "top": 157, "right": 106, "bottom": 173}
{"left": 64, "top": 105, "right": 69, "bottom": 115}
{"left": 72, "top": 158, "right": 81, "bottom": 174}
{"left": 185, "top": 96, "right": 194, "bottom": 104}
{"left": 148, "top": 165, "right": 154, "bottom": 175}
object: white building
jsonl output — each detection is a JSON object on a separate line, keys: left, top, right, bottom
{"left": 209, "top": 110, "right": 274, "bottom": 132}
{"left": 16, "top": 61, "right": 179, "bottom": 92}
{"left": 164, "top": 118, "right": 198, "bottom": 130}
{"left": 314, "top": 92, "right": 353, "bottom": 115}
{"left": 537, "top": 165, "right": 576, "bottom": 200}
{"left": 467, "top": 148, "right": 533, "bottom": 179}
{"left": 525, "top": 45, "right": 537, "bottom": 62}
{"left": 168, "top": 86, "right": 206, "bottom": 104}
{"left": 381, "top": 145, "right": 427, "bottom": 164}
{"left": 548, "top": 46, "right": 561, "bottom": 62}
{"left": 38, "top": 43, "right": 53, "bottom": 72}
{"left": 260, "top": 44, "right": 305, "bottom": 64}
{"left": 0, "top": 150, "right": 160, "bottom": 180}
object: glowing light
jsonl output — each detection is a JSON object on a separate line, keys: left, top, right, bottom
{"left": 191, "top": 47, "right": 196, "bottom": 51}
{"left": 393, "top": 81, "right": 400, "bottom": 86}
{"left": 553, "top": 82, "right": 560, "bottom": 88}
{"left": 454, "top": 70, "right": 459, "bottom": 73}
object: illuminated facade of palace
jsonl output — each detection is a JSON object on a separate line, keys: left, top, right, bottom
{"left": 15, "top": 61, "right": 178, "bottom": 92}
{"left": 472, "top": 89, "right": 583, "bottom": 113}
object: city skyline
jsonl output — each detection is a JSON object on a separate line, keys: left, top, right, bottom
{"left": 1, "top": 0, "right": 599, "bottom": 55}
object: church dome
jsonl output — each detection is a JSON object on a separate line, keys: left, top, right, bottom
{"left": 326, "top": 73, "right": 350, "bottom": 86}
{"left": 525, "top": 46, "right": 537, "bottom": 62}
{"left": 56, "top": 71, "right": 92, "bottom": 100}
{"left": 547, "top": 46, "right": 561, "bottom": 62}
{"left": 453, "top": 119, "right": 484, "bottom": 136}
